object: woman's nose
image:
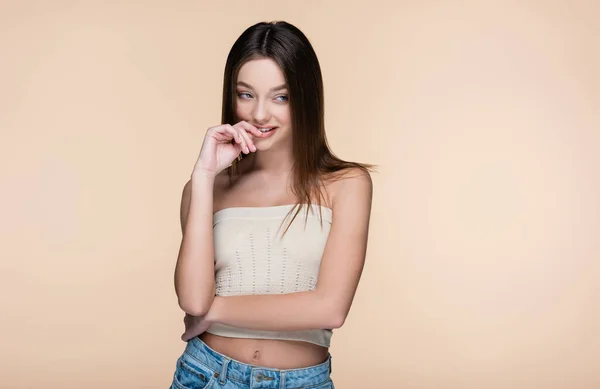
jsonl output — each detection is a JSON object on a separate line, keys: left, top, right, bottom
{"left": 252, "top": 101, "right": 270, "bottom": 123}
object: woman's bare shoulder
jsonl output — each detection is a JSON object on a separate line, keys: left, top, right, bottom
{"left": 324, "top": 167, "right": 373, "bottom": 204}
{"left": 323, "top": 167, "right": 373, "bottom": 195}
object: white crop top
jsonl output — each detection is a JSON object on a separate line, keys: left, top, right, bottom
{"left": 204, "top": 203, "right": 333, "bottom": 347}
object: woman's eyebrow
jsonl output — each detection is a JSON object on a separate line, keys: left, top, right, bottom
{"left": 236, "top": 81, "right": 288, "bottom": 92}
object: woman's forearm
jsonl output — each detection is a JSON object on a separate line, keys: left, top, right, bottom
{"left": 205, "top": 291, "right": 344, "bottom": 331}
{"left": 174, "top": 173, "right": 216, "bottom": 316}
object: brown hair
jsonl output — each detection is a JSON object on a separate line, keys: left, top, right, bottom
{"left": 221, "top": 21, "right": 375, "bottom": 234}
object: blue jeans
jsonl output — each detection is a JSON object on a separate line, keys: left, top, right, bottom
{"left": 169, "top": 337, "right": 335, "bottom": 389}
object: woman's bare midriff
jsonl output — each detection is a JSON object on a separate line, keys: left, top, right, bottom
{"left": 199, "top": 332, "right": 329, "bottom": 369}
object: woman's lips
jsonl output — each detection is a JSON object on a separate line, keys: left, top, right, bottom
{"left": 257, "top": 127, "right": 278, "bottom": 138}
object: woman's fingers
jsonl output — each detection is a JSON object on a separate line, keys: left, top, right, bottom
{"left": 238, "top": 127, "right": 255, "bottom": 153}
{"left": 236, "top": 121, "right": 263, "bottom": 138}
{"left": 231, "top": 123, "right": 255, "bottom": 153}
{"left": 221, "top": 124, "right": 247, "bottom": 152}
{"left": 234, "top": 121, "right": 262, "bottom": 152}
{"left": 208, "top": 122, "right": 261, "bottom": 155}
{"left": 211, "top": 124, "right": 240, "bottom": 144}
{"left": 224, "top": 124, "right": 251, "bottom": 154}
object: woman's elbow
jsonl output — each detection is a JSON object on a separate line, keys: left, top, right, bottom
{"left": 318, "top": 293, "right": 348, "bottom": 329}
{"left": 327, "top": 312, "right": 346, "bottom": 329}
{"left": 322, "top": 301, "right": 347, "bottom": 329}
{"left": 178, "top": 297, "right": 212, "bottom": 317}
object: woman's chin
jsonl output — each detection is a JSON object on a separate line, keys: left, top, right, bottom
{"left": 253, "top": 138, "right": 272, "bottom": 152}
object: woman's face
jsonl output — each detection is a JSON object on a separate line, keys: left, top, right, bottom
{"left": 235, "top": 57, "right": 292, "bottom": 152}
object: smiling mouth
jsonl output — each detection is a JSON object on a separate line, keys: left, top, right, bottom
{"left": 258, "top": 127, "right": 277, "bottom": 133}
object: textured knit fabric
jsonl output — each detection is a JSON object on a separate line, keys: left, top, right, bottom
{"left": 202, "top": 204, "right": 333, "bottom": 347}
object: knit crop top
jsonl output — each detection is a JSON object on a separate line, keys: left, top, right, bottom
{"left": 203, "top": 204, "right": 333, "bottom": 347}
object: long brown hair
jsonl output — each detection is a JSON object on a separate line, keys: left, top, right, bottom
{"left": 221, "top": 21, "right": 375, "bottom": 234}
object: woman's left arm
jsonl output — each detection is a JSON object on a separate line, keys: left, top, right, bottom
{"left": 203, "top": 168, "right": 373, "bottom": 332}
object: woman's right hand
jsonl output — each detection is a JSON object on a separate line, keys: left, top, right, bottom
{"left": 192, "top": 121, "right": 264, "bottom": 177}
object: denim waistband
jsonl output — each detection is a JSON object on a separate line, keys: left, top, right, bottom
{"left": 183, "top": 336, "right": 332, "bottom": 388}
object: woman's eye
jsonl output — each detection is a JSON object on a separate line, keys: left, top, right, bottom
{"left": 236, "top": 92, "right": 287, "bottom": 102}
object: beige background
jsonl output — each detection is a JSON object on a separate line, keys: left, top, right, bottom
{"left": 1, "top": 1, "right": 598, "bottom": 388}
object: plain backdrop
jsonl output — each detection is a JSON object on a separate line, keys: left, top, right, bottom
{"left": 1, "top": 1, "right": 599, "bottom": 388}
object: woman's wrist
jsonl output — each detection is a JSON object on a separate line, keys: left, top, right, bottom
{"left": 191, "top": 170, "right": 217, "bottom": 182}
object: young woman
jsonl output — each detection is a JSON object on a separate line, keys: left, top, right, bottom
{"left": 170, "top": 21, "right": 373, "bottom": 389}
